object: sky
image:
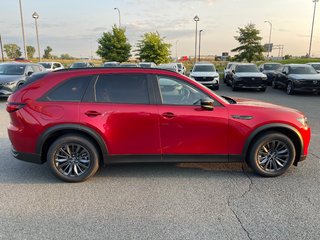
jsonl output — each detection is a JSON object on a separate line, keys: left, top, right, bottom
{"left": 1, "top": 0, "right": 319, "bottom": 59}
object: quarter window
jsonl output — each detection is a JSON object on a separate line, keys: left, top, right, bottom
{"left": 44, "top": 76, "right": 92, "bottom": 102}
{"left": 95, "top": 74, "right": 149, "bottom": 104}
{"left": 158, "top": 76, "right": 210, "bottom": 105}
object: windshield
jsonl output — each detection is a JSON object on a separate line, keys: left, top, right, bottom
{"left": 176, "top": 63, "right": 183, "bottom": 69}
{"left": 310, "top": 64, "right": 320, "bottom": 71}
{"left": 236, "top": 65, "right": 259, "bottom": 72}
{"left": 139, "top": 63, "right": 151, "bottom": 68}
{"left": 0, "top": 64, "right": 26, "bottom": 75}
{"left": 264, "top": 64, "right": 281, "bottom": 70}
{"left": 70, "top": 62, "right": 87, "bottom": 68}
{"left": 193, "top": 65, "right": 215, "bottom": 72}
{"left": 39, "top": 63, "right": 52, "bottom": 69}
{"left": 290, "top": 66, "right": 317, "bottom": 74}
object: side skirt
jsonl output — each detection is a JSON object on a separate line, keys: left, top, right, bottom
{"left": 106, "top": 154, "right": 243, "bottom": 164}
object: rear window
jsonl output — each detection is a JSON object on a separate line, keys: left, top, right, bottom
{"left": 236, "top": 65, "right": 259, "bottom": 72}
{"left": 94, "top": 74, "right": 149, "bottom": 104}
{"left": 43, "top": 75, "right": 93, "bottom": 102}
{"left": 13, "top": 72, "right": 48, "bottom": 93}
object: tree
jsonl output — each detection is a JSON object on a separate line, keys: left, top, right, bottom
{"left": 136, "top": 32, "right": 171, "bottom": 64}
{"left": 96, "top": 25, "right": 131, "bottom": 62}
{"left": 60, "top": 53, "right": 74, "bottom": 60}
{"left": 27, "top": 46, "right": 35, "bottom": 59}
{"left": 231, "top": 23, "right": 264, "bottom": 62}
{"left": 3, "top": 44, "right": 22, "bottom": 59}
{"left": 43, "top": 46, "right": 53, "bottom": 59}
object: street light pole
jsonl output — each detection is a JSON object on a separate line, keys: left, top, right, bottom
{"left": 0, "top": 34, "right": 4, "bottom": 62}
{"left": 198, "top": 30, "right": 203, "bottom": 61}
{"left": 175, "top": 40, "right": 179, "bottom": 60}
{"left": 19, "top": 0, "right": 27, "bottom": 59}
{"left": 264, "top": 20, "right": 272, "bottom": 59}
{"left": 193, "top": 15, "right": 199, "bottom": 64}
{"left": 114, "top": 8, "right": 121, "bottom": 27}
{"left": 308, "top": 0, "right": 319, "bottom": 57}
{"left": 32, "top": 12, "right": 41, "bottom": 62}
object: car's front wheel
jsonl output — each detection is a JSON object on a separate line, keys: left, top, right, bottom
{"left": 287, "top": 81, "right": 295, "bottom": 95}
{"left": 247, "top": 132, "right": 296, "bottom": 177}
{"left": 47, "top": 134, "right": 100, "bottom": 182}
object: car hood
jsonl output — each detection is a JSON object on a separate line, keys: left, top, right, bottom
{"left": 190, "top": 71, "right": 219, "bottom": 77}
{"left": 232, "top": 97, "right": 302, "bottom": 114}
{"left": 289, "top": 74, "right": 320, "bottom": 80}
{"left": 263, "top": 70, "right": 276, "bottom": 74}
{"left": 0, "top": 75, "right": 24, "bottom": 84}
{"left": 235, "top": 72, "right": 267, "bottom": 78}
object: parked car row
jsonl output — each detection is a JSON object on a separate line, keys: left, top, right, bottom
{"left": 222, "top": 61, "right": 320, "bottom": 95}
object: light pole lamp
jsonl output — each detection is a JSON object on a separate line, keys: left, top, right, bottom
{"left": 19, "top": 0, "right": 27, "bottom": 59}
{"left": 32, "top": 12, "right": 41, "bottom": 61}
{"left": 264, "top": 20, "right": 272, "bottom": 58}
{"left": 198, "top": 30, "right": 203, "bottom": 61}
{"left": 309, "top": 0, "right": 319, "bottom": 57}
{"left": 114, "top": 8, "right": 121, "bottom": 27}
{"left": 193, "top": 15, "right": 199, "bottom": 64}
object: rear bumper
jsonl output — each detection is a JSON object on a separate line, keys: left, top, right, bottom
{"left": 12, "top": 146, "right": 42, "bottom": 164}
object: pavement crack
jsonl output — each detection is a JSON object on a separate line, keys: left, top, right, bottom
{"left": 227, "top": 164, "right": 254, "bottom": 240}
{"left": 309, "top": 152, "right": 320, "bottom": 159}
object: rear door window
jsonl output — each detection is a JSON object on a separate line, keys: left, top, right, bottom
{"left": 94, "top": 74, "right": 150, "bottom": 104}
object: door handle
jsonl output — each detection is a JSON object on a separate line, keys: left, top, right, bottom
{"left": 161, "top": 112, "right": 176, "bottom": 119}
{"left": 85, "top": 111, "right": 102, "bottom": 117}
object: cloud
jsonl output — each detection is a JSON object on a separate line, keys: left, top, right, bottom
{"left": 296, "top": 34, "right": 310, "bottom": 38}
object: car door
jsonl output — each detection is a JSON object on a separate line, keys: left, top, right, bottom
{"left": 79, "top": 73, "right": 161, "bottom": 156}
{"left": 277, "top": 66, "right": 289, "bottom": 88}
{"left": 156, "top": 75, "right": 228, "bottom": 156}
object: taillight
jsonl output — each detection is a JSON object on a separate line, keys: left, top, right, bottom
{"left": 6, "top": 102, "right": 26, "bottom": 113}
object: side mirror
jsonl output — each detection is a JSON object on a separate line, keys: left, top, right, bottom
{"left": 26, "top": 71, "right": 33, "bottom": 76}
{"left": 232, "top": 70, "right": 235, "bottom": 74}
{"left": 201, "top": 99, "right": 214, "bottom": 111}
{"left": 282, "top": 71, "right": 287, "bottom": 75}
{"left": 259, "top": 68, "right": 263, "bottom": 72}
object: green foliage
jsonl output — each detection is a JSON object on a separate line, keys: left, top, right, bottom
{"left": 136, "top": 32, "right": 171, "bottom": 64}
{"left": 43, "top": 46, "right": 53, "bottom": 59}
{"left": 96, "top": 26, "right": 131, "bottom": 62}
{"left": 60, "top": 53, "right": 74, "bottom": 60}
{"left": 231, "top": 23, "right": 264, "bottom": 63}
{"left": 27, "top": 46, "right": 35, "bottom": 59}
{"left": 3, "top": 44, "right": 22, "bottom": 59}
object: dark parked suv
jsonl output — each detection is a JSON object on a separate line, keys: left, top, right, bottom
{"left": 273, "top": 64, "right": 320, "bottom": 95}
{"left": 7, "top": 68, "right": 310, "bottom": 182}
{"left": 226, "top": 63, "right": 267, "bottom": 91}
{"left": 0, "top": 62, "right": 44, "bottom": 97}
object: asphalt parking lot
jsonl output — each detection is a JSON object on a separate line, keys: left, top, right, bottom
{"left": 0, "top": 84, "right": 319, "bottom": 240}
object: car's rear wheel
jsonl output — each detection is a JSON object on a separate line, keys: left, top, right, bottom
{"left": 48, "top": 134, "right": 99, "bottom": 182}
{"left": 247, "top": 132, "right": 295, "bottom": 177}
{"left": 286, "top": 82, "right": 295, "bottom": 95}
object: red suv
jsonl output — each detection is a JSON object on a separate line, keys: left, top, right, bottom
{"left": 7, "top": 68, "right": 311, "bottom": 182}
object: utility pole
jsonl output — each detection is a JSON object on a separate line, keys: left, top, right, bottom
{"left": 308, "top": 0, "right": 319, "bottom": 57}
{"left": 198, "top": 30, "right": 203, "bottom": 61}
{"left": 193, "top": 15, "right": 199, "bottom": 64}
{"left": 19, "top": 0, "right": 28, "bottom": 59}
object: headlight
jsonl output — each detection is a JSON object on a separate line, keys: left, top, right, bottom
{"left": 297, "top": 116, "right": 308, "bottom": 127}
{"left": 262, "top": 76, "right": 267, "bottom": 80}
{"left": 214, "top": 76, "right": 219, "bottom": 80}
{"left": 3, "top": 81, "right": 17, "bottom": 86}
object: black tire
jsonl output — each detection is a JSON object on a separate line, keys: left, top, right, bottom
{"left": 47, "top": 134, "right": 100, "bottom": 182}
{"left": 247, "top": 132, "right": 296, "bottom": 177}
{"left": 271, "top": 80, "right": 278, "bottom": 89}
{"left": 286, "top": 82, "right": 295, "bottom": 95}
{"left": 232, "top": 81, "right": 237, "bottom": 91}
{"left": 214, "top": 85, "right": 219, "bottom": 90}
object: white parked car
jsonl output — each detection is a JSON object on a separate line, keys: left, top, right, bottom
{"left": 139, "top": 62, "right": 156, "bottom": 68}
{"left": 38, "top": 62, "right": 64, "bottom": 71}
{"left": 176, "top": 62, "right": 186, "bottom": 75}
{"left": 190, "top": 62, "right": 220, "bottom": 90}
{"left": 158, "top": 63, "right": 179, "bottom": 72}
